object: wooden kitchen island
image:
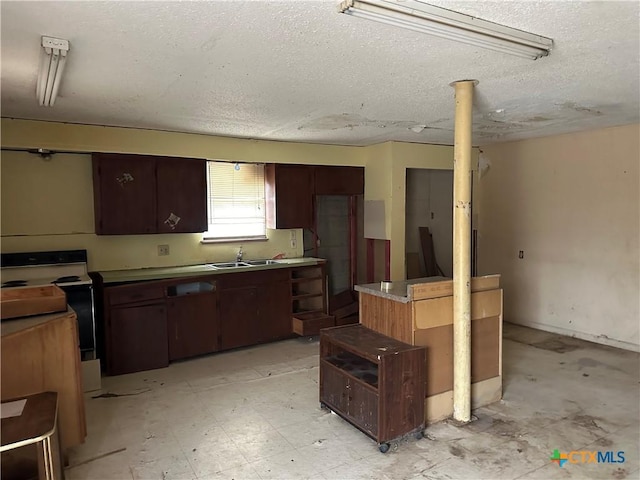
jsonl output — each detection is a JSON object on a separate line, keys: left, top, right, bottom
{"left": 1, "top": 310, "right": 87, "bottom": 453}
{"left": 355, "top": 275, "right": 503, "bottom": 424}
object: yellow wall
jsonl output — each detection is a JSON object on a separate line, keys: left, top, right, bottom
{"left": 1, "top": 118, "right": 368, "bottom": 166}
{"left": 359, "top": 141, "right": 477, "bottom": 280}
{"left": 477, "top": 123, "right": 640, "bottom": 351}
{"left": 0, "top": 150, "right": 300, "bottom": 270}
{"left": 1, "top": 119, "right": 461, "bottom": 277}
{"left": 0, "top": 119, "right": 367, "bottom": 271}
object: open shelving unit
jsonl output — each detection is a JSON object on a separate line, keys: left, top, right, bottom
{"left": 290, "top": 263, "right": 335, "bottom": 335}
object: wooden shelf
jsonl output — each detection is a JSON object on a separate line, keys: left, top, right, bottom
{"left": 292, "top": 292, "right": 323, "bottom": 301}
{"left": 291, "top": 276, "right": 323, "bottom": 284}
{"left": 293, "top": 308, "right": 323, "bottom": 315}
{"left": 322, "top": 353, "right": 378, "bottom": 389}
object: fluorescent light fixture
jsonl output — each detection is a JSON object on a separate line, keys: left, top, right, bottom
{"left": 36, "top": 36, "right": 70, "bottom": 106}
{"left": 338, "top": 0, "right": 552, "bottom": 60}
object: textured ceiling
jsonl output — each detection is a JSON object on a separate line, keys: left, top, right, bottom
{"left": 1, "top": 1, "right": 639, "bottom": 147}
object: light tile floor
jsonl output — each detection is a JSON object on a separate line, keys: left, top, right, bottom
{"left": 67, "top": 324, "right": 639, "bottom": 479}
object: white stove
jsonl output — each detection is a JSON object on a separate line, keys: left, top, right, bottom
{"left": 1, "top": 264, "right": 92, "bottom": 288}
{"left": 1, "top": 250, "right": 96, "bottom": 354}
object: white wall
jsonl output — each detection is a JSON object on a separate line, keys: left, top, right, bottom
{"left": 405, "top": 169, "right": 454, "bottom": 277}
{"left": 477, "top": 124, "right": 640, "bottom": 351}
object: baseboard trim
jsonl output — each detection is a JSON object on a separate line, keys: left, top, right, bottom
{"left": 508, "top": 320, "right": 640, "bottom": 353}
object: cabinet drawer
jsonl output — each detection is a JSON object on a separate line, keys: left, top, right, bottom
{"left": 108, "top": 285, "right": 165, "bottom": 306}
{"left": 292, "top": 312, "right": 335, "bottom": 336}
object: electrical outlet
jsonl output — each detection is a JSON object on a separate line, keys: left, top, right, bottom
{"left": 158, "top": 244, "right": 170, "bottom": 256}
{"left": 518, "top": 250, "right": 524, "bottom": 259}
{"left": 290, "top": 230, "right": 297, "bottom": 249}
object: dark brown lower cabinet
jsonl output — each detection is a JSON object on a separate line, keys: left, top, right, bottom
{"left": 99, "top": 266, "right": 308, "bottom": 375}
{"left": 319, "top": 324, "right": 426, "bottom": 452}
{"left": 219, "top": 286, "right": 259, "bottom": 350}
{"left": 167, "top": 290, "right": 218, "bottom": 361}
{"left": 259, "top": 279, "right": 292, "bottom": 342}
{"left": 218, "top": 269, "right": 292, "bottom": 350}
{"left": 109, "top": 302, "right": 168, "bottom": 375}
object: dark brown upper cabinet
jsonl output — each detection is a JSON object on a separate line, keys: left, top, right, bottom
{"left": 93, "top": 154, "right": 207, "bottom": 235}
{"left": 314, "top": 166, "right": 364, "bottom": 196}
{"left": 156, "top": 157, "right": 208, "bottom": 233}
{"left": 265, "top": 164, "right": 314, "bottom": 229}
{"left": 265, "top": 164, "right": 365, "bottom": 230}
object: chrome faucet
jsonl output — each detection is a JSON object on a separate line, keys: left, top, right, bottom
{"left": 236, "top": 245, "right": 243, "bottom": 262}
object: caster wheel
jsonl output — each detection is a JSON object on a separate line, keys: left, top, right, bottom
{"left": 415, "top": 430, "right": 424, "bottom": 440}
{"left": 319, "top": 402, "right": 328, "bottom": 411}
{"left": 379, "top": 443, "right": 390, "bottom": 453}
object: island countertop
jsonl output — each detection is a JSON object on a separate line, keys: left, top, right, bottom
{"left": 95, "top": 257, "right": 325, "bottom": 284}
{"left": 355, "top": 276, "right": 450, "bottom": 303}
{"left": 1, "top": 308, "right": 76, "bottom": 337}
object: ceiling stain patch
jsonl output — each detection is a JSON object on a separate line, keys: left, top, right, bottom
{"left": 561, "top": 102, "right": 604, "bottom": 116}
{"left": 298, "top": 114, "right": 421, "bottom": 132}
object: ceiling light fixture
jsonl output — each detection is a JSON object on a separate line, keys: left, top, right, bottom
{"left": 338, "top": 0, "right": 552, "bottom": 60}
{"left": 36, "top": 36, "right": 70, "bottom": 107}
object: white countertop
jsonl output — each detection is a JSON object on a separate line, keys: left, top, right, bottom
{"left": 355, "top": 276, "right": 450, "bottom": 303}
{"left": 1, "top": 308, "right": 76, "bottom": 337}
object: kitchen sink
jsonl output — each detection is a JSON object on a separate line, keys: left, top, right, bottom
{"left": 206, "top": 259, "right": 283, "bottom": 269}
{"left": 245, "top": 259, "right": 281, "bottom": 266}
{"left": 207, "top": 261, "right": 251, "bottom": 269}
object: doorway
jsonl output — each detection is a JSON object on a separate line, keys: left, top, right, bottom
{"left": 405, "top": 169, "right": 453, "bottom": 279}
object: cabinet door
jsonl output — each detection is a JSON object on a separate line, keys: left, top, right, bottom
{"left": 109, "top": 303, "right": 168, "bottom": 375}
{"left": 265, "top": 164, "right": 314, "bottom": 229}
{"left": 219, "top": 286, "right": 259, "bottom": 350}
{"left": 347, "top": 381, "right": 378, "bottom": 436}
{"left": 315, "top": 166, "right": 364, "bottom": 195}
{"left": 156, "top": 157, "right": 208, "bottom": 233}
{"left": 93, "top": 154, "right": 157, "bottom": 234}
{"left": 258, "top": 279, "right": 292, "bottom": 342}
{"left": 167, "top": 292, "right": 218, "bottom": 361}
{"left": 320, "top": 363, "right": 350, "bottom": 413}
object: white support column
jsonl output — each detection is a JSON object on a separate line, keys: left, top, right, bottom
{"left": 450, "top": 79, "right": 476, "bottom": 423}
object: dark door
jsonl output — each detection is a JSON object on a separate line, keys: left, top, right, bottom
{"left": 109, "top": 303, "right": 168, "bottom": 375}
{"left": 93, "top": 154, "right": 157, "bottom": 234}
{"left": 219, "top": 286, "right": 259, "bottom": 350}
{"left": 156, "top": 157, "right": 208, "bottom": 233}
{"left": 167, "top": 292, "right": 218, "bottom": 360}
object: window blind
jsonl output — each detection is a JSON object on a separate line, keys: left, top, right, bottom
{"left": 204, "top": 161, "right": 266, "bottom": 240}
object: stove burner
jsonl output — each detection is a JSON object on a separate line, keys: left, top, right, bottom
{"left": 2, "top": 280, "right": 28, "bottom": 288}
{"left": 53, "top": 276, "right": 81, "bottom": 284}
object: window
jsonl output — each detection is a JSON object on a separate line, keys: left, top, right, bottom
{"left": 204, "top": 161, "right": 266, "bottom": 241}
